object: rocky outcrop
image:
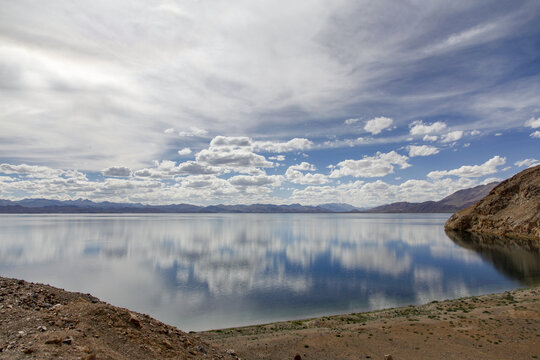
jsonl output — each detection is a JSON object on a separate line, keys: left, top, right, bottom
{"left": 445, "top": 165, "right": 540, "bottom": 240}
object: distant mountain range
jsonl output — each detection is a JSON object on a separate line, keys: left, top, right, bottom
{"left": 0, "top": 182, "right": 498, "bottom": 214}
{"left": 365, "top": 182, "right": 498, "bottom": 213}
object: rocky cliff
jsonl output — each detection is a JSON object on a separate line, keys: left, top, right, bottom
{"left": 445, "top": 165, "right": 540, "bottom": 240}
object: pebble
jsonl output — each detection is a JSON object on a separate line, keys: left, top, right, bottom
{"left": 37, "top": 325, "right": 47, "bottom": 332}
{"left": 197, "top": 345, "right": 206, "bottom": 353}
{"left": 45, "top": 337, "right": 62, "bottom": 345}
{"left": 62, "top": 337, "right": 73, "bottom": 345}
{"left": 384, "top": 355, "right": 393, "bottom": 360}
{"left": 226, "top": 349, "right": 237, "bottom": 356}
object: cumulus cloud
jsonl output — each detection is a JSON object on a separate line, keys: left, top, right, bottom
{"left": 228, "top": 174, "right": 283, "bottom": 187}
{"left": 409, "top": 121, "right": 447, "bottom": 136}
{"left": 196, "top": 147, "right": 272, "bottom": 169}
{"left": 329, "top": 151, "right": 410, "bottom": 178}
{"left": 253, "top": 138, "right": 313, "bottom": 153}
{"left": 530, "top": 131, "right": 540, "bottom": 138}
{"left": 427, "top": 156, "right": 506, "bottom": 179}
{"left": 178, "top": 148, "right": 192, "bottom": 156}
{"left": 285, "top": 162, "right": 328, "bottom": 185}
{"left": 164, "top": 128, "right": 175, "bottom": 134}
{"left": 210, "top": 136, "right": 251, "bottom": 147}
{"left": 408, "top": 145, "right": 439, "bottom": 157}
{"left": 441, "top": 130, "right": 464, "bottom": 143}
{"left": 364, "top": 117, "right": 393, "bottom": 135}
{"left": 344, "top": 118, "right": 360, "bottom": 125}
{"left": 288, "top": 162, "right": 317, "bottom": 171}
{"left": 178, "top": 127, "right": 208, "bottom": 137}
{"left": 134, "top": 160, "right": 219, "bottom": 178}
{"left": 269, "top": 155, "right": 285, "bottom": 161}
{"left": 102, "top": 166, "right": 132, "bottom": 177}
{"left": 422, "top": 135, "right": 438, "bottom": 142}
{"left": 525, "top": 116, "right": 540, "bottom": 128}
{"left": 0, "top": 163, "right": 64, "bottom": 178}
{"left": 514, "top": 158, "right": 539, "bottom": 168}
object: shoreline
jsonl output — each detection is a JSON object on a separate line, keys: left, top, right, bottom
{"left": 200, "top": 286, "right": 540, "bottom": 359}
{"left": 1, "top": 276, "right": 539, "bottom": 359}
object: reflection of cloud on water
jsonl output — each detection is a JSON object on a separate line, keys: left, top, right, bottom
{"left": 0, "top": 214, "right": 528, "bottom": 330}
{"left": 331, "top": 245, "right": 412, "bottom": 276}
{"left": 0, "top": 214, "right": 501, "bottom": 297}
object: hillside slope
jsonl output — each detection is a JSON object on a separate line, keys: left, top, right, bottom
{"left": 445, "top": 165, "right": 540, "bottom": 240}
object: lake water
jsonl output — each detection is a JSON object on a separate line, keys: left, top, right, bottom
{"left": 1, "top": 213, "right": 539, "bottom": 331}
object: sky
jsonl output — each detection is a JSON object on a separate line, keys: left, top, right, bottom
{"left": 0, "top": 0, "right": 539, "bottom": 207}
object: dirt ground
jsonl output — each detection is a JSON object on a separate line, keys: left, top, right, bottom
{"left": 1, "top": 276, "right": 539, "bottom": 360}
{"left": 201, "top": 287, "right": 540, "bottom": 360}
{"left": 0, "top": 277, "right": 233, "bottom": 359}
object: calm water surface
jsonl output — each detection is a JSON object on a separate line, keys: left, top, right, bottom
{"left": 1, "top": 213, "right": 538, "bottom": 331}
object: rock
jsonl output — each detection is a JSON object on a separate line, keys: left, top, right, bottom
{"left": 162, "top": 340, "right": 173, "bottom": 349}
{"left": 37, "top": 325, "right": 47, "bottom": 332}
{"left": 45, "top": 337, "right": 62, "bottom": 344}
{"left": 129, "top": 313, "right": 142, "bottom": 328}
{"left": 445, "top": 165, "right": 540, "bottom": 239}
{"left": 62, "top": 337, "right": 73, "bottom": 345}
{"left": 197, "top": 345, "right": 207, "bottom": 353}
{"left": 226, "top": 349, "right": 237, "bottom": 356}
{"left": 384, "top": 355, "right": 393, "bottom": 360}
{"left": 17, "top": 331, "right": 25, "bottom": 338}
{"left": 294, "top": 354, "right": 302, "bottom": 360}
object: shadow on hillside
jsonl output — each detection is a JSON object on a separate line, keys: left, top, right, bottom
{"left": 445, "top": 230, "right": 540, "bottom": 286}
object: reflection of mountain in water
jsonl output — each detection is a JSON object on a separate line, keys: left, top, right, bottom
{"left": 446, "top": 230, "right": 540, "bottom": 286}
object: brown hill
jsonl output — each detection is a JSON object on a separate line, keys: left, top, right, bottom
{"left": 0, "top": 277, "right": 232, "bottom": 359}
{"left": 445, "top": 165, "right": 540, "bottom": 240}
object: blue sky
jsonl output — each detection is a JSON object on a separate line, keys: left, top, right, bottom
{"left": 0, "top": 0, "right": 539, "bottom": 206}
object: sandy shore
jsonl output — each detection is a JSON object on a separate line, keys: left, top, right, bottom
{"left": 200, "top": 287, "right": 540, "bottom": 360}
{"left": 1, "top": 276, "right": 539, "bottom": 359}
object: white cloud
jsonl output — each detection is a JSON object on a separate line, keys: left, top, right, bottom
{"left": 408, "top": 145, "right": 439, "bottom": 157}
{"left": 178, "top": 148, "right": 192, "bottom": 156}
{"left": 269, "top": 155, "right": 285, "bottom": 161}
{"left": 253, "top": 138, "right": 313, "bottom": 153}
{"left": 441, "top": 130, "right": 464, "bottom": 143}
{"left": 329, "top": 151, "right": 410, "bottom": 178}
{"left": 164, "top": 128, "right": 175, "bottom": 134}
{"left": 291, "top": 176, "right": 486, "bottom": 207}
{"left": 178, "top": 127, "right": 208, "bottom": 137}
{"left": 0, "top": 163, "right": 64, "bottom": 178}
{"left": 344, "top": 118, "right": 360, "bottom": 125}
{"left": 196, "top": 147, "right": 272, "bottom": 169}
{"left": 409, "top": 121, "right": 447, "bottom": 136}
{"left": 422, "top": 135, "right": 438, "bottom": 142}
{"left": 364, "top": 117, "right": 393, "bottom": 135}
{"left": 427, "top": 156, "right": 506, "bottom": 179}
{"left": 210, "top": 136, "right": 251, "bottom": 147}
{"left": 102, "top": 166, "right": 132, "bottom": 177}
{"left": 525, "top": 116, "right": 540, "bottom": 128}
{"left": 514, "top": 158, "right": 539, "bottom": 168}
{"left": 285, "top": 162, "right": 328, "bottom": 185}
{"left": 134, "top": 160, "right": 219, "bottom": 178}
{"left": 530, "top": 131, "right": 540, "bottom": 138}
{"left": 469, "top": 130, "right": 481, "bottom": 136}
{"left": 288, "top": 162, "right": 317, "bottom": 171}
{"left": 228, "top": 174, "right": 283, "bottom": 187}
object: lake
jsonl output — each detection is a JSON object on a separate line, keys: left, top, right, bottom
{"left": 1, "top": 213, "right": 538, "bottom": 331}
